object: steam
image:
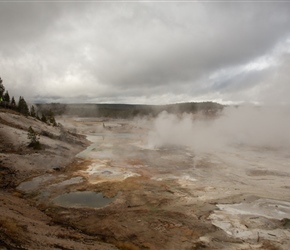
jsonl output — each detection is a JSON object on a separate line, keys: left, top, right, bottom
{"left": 147, "top": 105, "right": 290, "bottom": 152}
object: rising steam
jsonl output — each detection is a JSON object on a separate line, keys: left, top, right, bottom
{"left": 147, "top": 105, "right": 290, "bottom": 152}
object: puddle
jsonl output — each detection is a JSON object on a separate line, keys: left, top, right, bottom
{"left": 49, "top": 177, "right": 84, "bottom": 187}
{"left": 17, "top": 174, "right": 85, "bottom": 192}
{"left": 52, "top": 191, "right": 118, "bottom": 208}
{"left": 17, "top": 174, "right": 54, "bottom": 192}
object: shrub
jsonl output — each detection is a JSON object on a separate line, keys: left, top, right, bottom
{"left": 27, "top": 126, "right": 41, "bottom": 150}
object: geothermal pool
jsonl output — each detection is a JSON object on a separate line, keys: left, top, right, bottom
{"left": 53, "top": 191, "right": 118, "bottom": 208}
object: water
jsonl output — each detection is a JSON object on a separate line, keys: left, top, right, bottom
{"left": 52, "top": 191, "right": 118, "bottom": 208}
{"left": 49, "top": 177, "right": 84, "bottom": 187}
{"left": 17, "top": 175, "right": 84, "bottom": 192}
{"left": 17, "top": 174, "right": 54, "bottom": 191}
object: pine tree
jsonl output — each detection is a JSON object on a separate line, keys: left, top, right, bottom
{"left": 41, "top": 113, "right": 47, "bottom": 123}
{"left": 30, "top": 105, "right": 36, "bottom": 117}
{"left": 27, "top": 126, "right": 41, "bottom": 149}
{"left": 0, "top": 77, "right": 5, "bottom": 98}
{"left": 47, "top": 109, "right": 57, "bottom": 126}
{"left": 11, "top": 96, "right": 16, "bottom": 107}
{"left": 36, "top": 112, "right": 41, "bottom": 120}
{"left": 3, "top": 91, "right": 10, "bottom": 103}
{"left": 18, "top": 96, "right": 29, "bottom": 116}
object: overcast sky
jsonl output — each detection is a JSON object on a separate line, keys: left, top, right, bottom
{"left": 1, "top": 1, "right": 290, "bottom": 105}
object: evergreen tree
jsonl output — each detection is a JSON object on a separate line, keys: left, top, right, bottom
{"left": 27, "top": 126, "right": 41, "bottom": 149}
{"left": 30, "top": 105, "right": 36, "bottom": 117}
{"left": 36, "top": 112, "right": 41, "bottom": 120}
{"left": 11, "top": 96, "right": 16, "bottom": 107}
{"left": 47, "top": 109, "right": 57, "bottom": 126}
{"left": 41, "top": 113, "right": 47, "bottom": 123}
{"left": 0, "top": 77, "right": 5, "bottom": 98}
{"left": 3, "top": 91, "right": 10, "bottom": 103}
{"left": 18, "top": 96, "right": 29, "bottom": 116}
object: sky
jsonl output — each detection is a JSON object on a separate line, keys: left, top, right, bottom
{"left": 0, "top": 1, "right": 290, "bottom": 105}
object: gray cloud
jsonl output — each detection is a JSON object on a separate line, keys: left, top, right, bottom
{"left": 0, "top": 2, "right": 290, "bottom": 104}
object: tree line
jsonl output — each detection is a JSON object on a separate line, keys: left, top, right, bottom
{"left": 0, "top": 77, "right": 57, "bottom": 126}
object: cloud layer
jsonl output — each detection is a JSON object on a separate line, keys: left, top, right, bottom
{"left": 1, "top": 2, "right": 290, "bottom": 104}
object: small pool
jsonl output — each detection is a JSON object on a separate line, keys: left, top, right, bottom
{"left": 17, "top": 174, "right": 54, "bottom": 191}
{"left": 52, "top": 191, "right": 118, "bottom": 208}
{"left": 17, "top": 175, "right": 84, "bottom": 192}
{"left": 49, "top": 177, "right": 84, "bottom": 188}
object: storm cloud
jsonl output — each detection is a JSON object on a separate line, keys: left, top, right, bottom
{"left": 1, "top": 1, "right": 290, "bottom": 104}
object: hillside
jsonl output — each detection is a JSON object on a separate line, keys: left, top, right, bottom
{"left": 0, "top": 108, "right": 118, "bottom": 250}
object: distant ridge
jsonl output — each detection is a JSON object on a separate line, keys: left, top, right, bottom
{"left": 36, "top": 102, "right": 224, "bottom": 118}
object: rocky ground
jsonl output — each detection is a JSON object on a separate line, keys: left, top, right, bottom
{"left": 0, "top": 109, "right": 289, "bottom": 250}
